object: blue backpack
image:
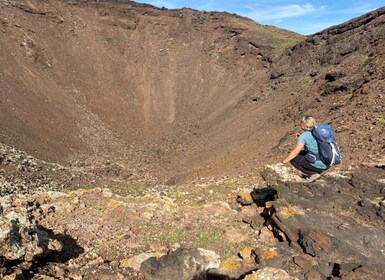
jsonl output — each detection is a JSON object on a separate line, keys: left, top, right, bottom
{"left": 311, "top": 124, "right": 341, "bottom": 166}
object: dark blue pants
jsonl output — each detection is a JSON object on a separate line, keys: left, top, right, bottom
{"left": 290, "top": 151, "right": 326, "bottom": 176}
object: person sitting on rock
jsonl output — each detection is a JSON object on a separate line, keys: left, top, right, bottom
{"left": 279, "top": 116, "right": 328, "bottom": 182}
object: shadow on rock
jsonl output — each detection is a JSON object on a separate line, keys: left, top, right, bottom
{"left": 206, "top": 272, "right": 236, "bottom": 279}
{"left": 38, "top": 225, "right": 84, "bottom": 263}
{"left": 26, "top": 226, "right": 84, "bottom": 278}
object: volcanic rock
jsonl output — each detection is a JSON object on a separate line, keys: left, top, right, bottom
{"left": 0, "top": 195, "right": 62, "bottom": 276}
{"left": 140, "top": 248, "right": 220, "bottom": 280}
{"left": 254, "top": 165, "right": 385, "bottom": 279}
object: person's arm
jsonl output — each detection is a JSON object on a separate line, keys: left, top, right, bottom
{"left": 281, "top": 142, "right": 304, "bottom": 164}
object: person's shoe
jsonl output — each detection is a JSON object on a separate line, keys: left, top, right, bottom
{"left": 307, "top": 173, "right": 321, "bottom": 183}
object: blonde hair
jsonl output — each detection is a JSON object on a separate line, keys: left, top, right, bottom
{"left": 302, "top": 116, "right": 316, "bottom": 130}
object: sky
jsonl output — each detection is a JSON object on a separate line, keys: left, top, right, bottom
{"left": 133, "top": 0, "right": 385, "bottom": 35}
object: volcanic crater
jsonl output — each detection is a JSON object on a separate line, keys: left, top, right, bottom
{"left": 1, "top": 1, "right": 385, "bottom": 280}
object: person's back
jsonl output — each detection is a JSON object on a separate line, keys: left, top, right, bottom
{"left": 298, "top": 130, "right": 327, "bottom": 170}
{"left": 280, "top": 116, "right": 328, "bottom": 182}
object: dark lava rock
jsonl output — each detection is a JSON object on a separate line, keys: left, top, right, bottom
{"left": 257, "top": 165, "right": 385, "bottom": 279}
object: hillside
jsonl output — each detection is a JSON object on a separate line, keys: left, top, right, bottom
{"left": 0, "top": 0, "right": 303, "bottom": 183}
{"left": 269, "top": 7, "right": 385, "bottom": 164}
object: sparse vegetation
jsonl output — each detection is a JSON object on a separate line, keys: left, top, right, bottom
{"left": 245, "top": 24, "right": 303, "bottom": 57}
{"left": 165, "top": 175, "right": 259, "bottom": 207}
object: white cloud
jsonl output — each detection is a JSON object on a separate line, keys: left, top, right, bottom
{"left": 244, "top": 3, "right": 317, "bottom": 21}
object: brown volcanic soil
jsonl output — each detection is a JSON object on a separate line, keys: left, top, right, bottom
{"left": 0, "top": 0, "right": 384, "bottom": 184}
{"left": 0, "top": 0, "right": 304, "bottom": 183}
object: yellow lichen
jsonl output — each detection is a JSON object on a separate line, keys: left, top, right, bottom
{"left": 143, "top": 196, "right": 162, "bottom": 205}
{"left": 221, "top": 257, "right": 242, "bottom": 271}
{"left": 107, "top": 199, "right": 122, "bottom": 209}
{"left": 77, "top": 188, "right": 94, "bottom": 194}
{"left": 244, "top": 273, "right": 258, "bottom": 280}
{"left": 279, "top": 205, "right": 304, "bottom": 219}
{"left": 239, "top": 246, "right": 254, "bottom": 259}
{"left": 142, "top": 196, "right": 174, "bottom": 207}
{"left": 261, "top": 249, "right": 277, "bottom": 260}
{"left": 237, "top": 191, "right": 253, "bottom": 203}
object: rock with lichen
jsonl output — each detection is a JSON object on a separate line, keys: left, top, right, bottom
{"left": 0, "top": 195, "right": 62, "bottom": 275}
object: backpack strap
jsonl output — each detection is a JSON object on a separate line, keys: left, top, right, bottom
{"left": 330, "top": 142, "right": 340, "bottom": 166}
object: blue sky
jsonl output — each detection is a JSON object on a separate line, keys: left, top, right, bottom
{"left": 133, "top": 0, "right": 385, "bottom": 35}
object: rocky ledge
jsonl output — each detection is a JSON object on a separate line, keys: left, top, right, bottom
{"left": 250, "top": 164, "right": 385, "bottom": 279}
{"left": 1, "top": 158, "right": 384, "bottom": 279}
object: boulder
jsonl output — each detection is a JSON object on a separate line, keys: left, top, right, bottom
{"left": 140, "top": 248, "right": 220, "bottom": 280}
{"left": 0, "top": 195, "right": 62, "bottom": 273}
